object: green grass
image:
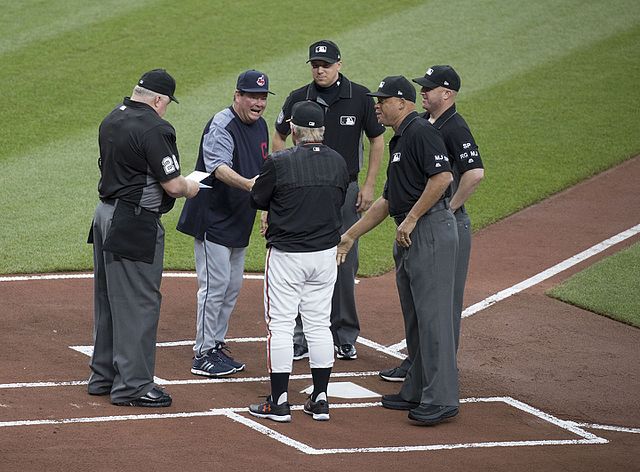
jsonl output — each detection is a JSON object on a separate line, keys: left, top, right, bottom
{"left": 1, "top": 0, "right": 639, "bottom": 275}
{"left": 548, "top": 243, "right": 640, "bottom": 328}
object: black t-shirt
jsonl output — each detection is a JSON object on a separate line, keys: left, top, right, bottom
{"left": 250, "top": 143, "right": 349, "bottom": 252}
{"left": 274, "top": 74, "right": 384, "bottom": 179}
{"left": 422, "top": 105, "right": 483, "bottom": 195}
{"left": 98, "top": 97, "right": 181, "bottom": 213}
{"left": 383, "top": 112, "right": 452, "bottom": 217}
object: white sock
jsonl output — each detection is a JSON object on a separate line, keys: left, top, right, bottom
{"left": 276, "top": 392, "right": 288, "bottom": 405}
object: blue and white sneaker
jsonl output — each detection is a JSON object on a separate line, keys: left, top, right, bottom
{"left": 191, "top": 349, "right": 236, "bottom": 377}
{"left": 215, "top": 341, "right": 245, "bottom": 372}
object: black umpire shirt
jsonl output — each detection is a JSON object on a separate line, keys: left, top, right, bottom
{"left": 422, "top": 104, "right": 484, "bottom": 198}
{"left": 275, "top": 74, "right": 385, "bottom": 180}
{"left": 383, "top": 112, "right": 452, "bottom": 217}
{"left": 98, "top": 97, "right": 181, "bottom": 214}
{"left": 250, "top": 143, "right": 349, "bottom": 252}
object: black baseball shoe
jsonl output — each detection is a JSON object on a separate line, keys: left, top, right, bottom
{"left": 408, "top": 404, "right": 459, "bottom": 425}
{"left": 112, "top": 386, "right": 172, "bottom": 407}
{"left": 381, "top": 393, "right": 419, "bottom": 410}
{"left": 214, "top": 341, "right": 245, "bottom": 372}
{"left": 249, "top": 396, "right": 292, "bottom": 423}
{"left": 335, "top": 343, "right": 357, "bottom": 360}
{"left": 303, "top": 395, "right": 330, "bottom": 421}
{"left": 293, "top": 343, "right": 309, "bottom": 361}
{"left": 379, "top": 365, "right": 407, "bottom": 382}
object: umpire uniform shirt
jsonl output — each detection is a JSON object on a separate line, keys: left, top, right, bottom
{"left": 98, "top": 97, "right": 181, "bottom": 212}
{"left": 250, "top": 143, "right": 349, "bottom": 251}
{"left": 383, "top": 111, "right": 460, "bottom": 408}
{"left": 422, "top": 105, "right": 483, "bottom": 211}
{"left": 275, "top": 74, "right": 384, "bottom": 180}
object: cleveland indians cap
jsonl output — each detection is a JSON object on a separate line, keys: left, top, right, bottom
{"left": 138, "top": 69, "right": 179, "bottom": 103}
{"left": 413, "top": 65, "right": 461, "bottom": 91}
{"left": 367, "top": 75, "right": 416, "bottom": 102}
{"left": 307, "top": 40, "right": 341, "bottom": 64}
{"left": 290, "top": 100, "right": 325, "bottom": 128}
{"left": 236, "top": 69, "right": 274, "bottom": 95}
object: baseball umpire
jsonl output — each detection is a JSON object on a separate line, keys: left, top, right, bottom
{"left": 177, "top": 70, "right": 272, "bottom": 378}
{"left": 379, "top": 65, "right": 485, "bottom": 382}
{"left": 88, "top": 69, "right": 199, "bottom": 407}
{"left": 248, "top": 101, "right": 349, "bottom": 423}
{"left": 271, "top": 39, "right": 385, "bottom": 361}
{"left": 338, "top": 76, "right": 460, "bottom": 425}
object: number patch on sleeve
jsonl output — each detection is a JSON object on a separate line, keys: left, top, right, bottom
{"left": 162, "top": 155, "right": 180, "bottom": 175}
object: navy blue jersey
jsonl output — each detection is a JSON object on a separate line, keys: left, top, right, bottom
{"left": 177, "top": 106, "right": 268, "bottom": 247}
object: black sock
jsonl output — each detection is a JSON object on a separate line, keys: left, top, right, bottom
{"left": 311, "top": 367, "right": 331, "bottom": 401}
{"left": 270, "top": 372, "right": 290, "bottom": 404}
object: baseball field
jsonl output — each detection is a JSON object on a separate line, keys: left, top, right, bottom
{"left": 1, "top": 0, "right": 639, "bottom": 470}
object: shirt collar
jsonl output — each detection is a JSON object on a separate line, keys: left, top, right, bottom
{"left": 306, "top": 74, "right": 352, "bottom": 100}
{"left": 394, "top": 111, "right": 420, "bottom": 137}
{"left": 431, "top": 103, "right": 457, "bottom": 129}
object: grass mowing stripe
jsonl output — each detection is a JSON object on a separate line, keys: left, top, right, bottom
{"left": 547, "top": 242, "right": 640, "bottom": 328}
{"left": 0, "top": 0, "right": 157, "bottom": 55}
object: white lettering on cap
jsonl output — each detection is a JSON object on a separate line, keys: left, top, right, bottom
{"left": 316, "top": 45, "right": 327, "bottom": 53}
{"left": 444, "top": 81, "right": 449, "bottom": 86}
{"left": 397, "top": 91, "right": 403, "bottom": 95}
{"left": 426, "top": 68, "right": 434, "bottom": 75}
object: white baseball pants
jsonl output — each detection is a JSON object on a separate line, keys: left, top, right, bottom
{"left": 264, "top": 246, "right": 337, "bottom": 373}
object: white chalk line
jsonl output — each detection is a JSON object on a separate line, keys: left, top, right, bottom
{"left": 386, "top": 224, "right": 640, "bottom": 353}
{"left": 565, "top": 422, "right": 640, "bottom": 434}
{"left": 1, "top": 397, "right": 610, "bottom": 456}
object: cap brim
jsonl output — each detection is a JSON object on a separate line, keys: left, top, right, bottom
{"left": 412, "top": 77, "right": 441, "bottom": 88}
{"left": 238, "top": 88, "right": 275, "bottom": 95}
{"left": 306, "top": 56, "right": 338, "bottom": 64}
{"left": 366, "top": 91, "right": 393, "bottom": 98}
{"left": 169, "top": 95, "right": 179, "bottom": 104}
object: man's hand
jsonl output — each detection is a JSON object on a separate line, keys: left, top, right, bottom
{"left": 396, "top": 215, "right": 416, "bottom": 248}
{"left": 260, "top": 211, "right": 268, "bottom": 236}
{"left": 337, "top": 233, "right": 355, "bottom": 265}
{"left": 356, "top": 183, "right": 375, "bottom": 213}
{"left": 185, "top": 179, "right": 200, "bottom": 199}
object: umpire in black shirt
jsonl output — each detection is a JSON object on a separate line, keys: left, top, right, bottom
{"left": 338, "top": 76, "right": 460, "bottom": 426}
{"left": 88, "top": 69, "right": 199, "bottom": 407}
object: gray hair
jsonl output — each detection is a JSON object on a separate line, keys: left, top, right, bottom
{"left": 132, "top": 85, "right": 163, "bottom": 101}
{"left": 291, "top": 123, "right": 325, "bottom": 144}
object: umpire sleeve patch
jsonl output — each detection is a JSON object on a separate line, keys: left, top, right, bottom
{"left": 162, "top": 155, "right": 180, "bottom": 175}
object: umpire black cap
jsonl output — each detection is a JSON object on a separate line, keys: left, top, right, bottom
{"left": 413, "top": 65, "right": 461, "bottom": 92}
{"left": 138, "top": 69, "right": 179, "bottom": 103}
{"left": 307, "top": 40, "right": 341, "bottom": 64}
{"left": 367, "top": 75, "right": 416, "bottom": 102}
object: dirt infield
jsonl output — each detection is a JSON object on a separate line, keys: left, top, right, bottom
{"left": 1, "top": 156, "right": 639, "bottom": 471}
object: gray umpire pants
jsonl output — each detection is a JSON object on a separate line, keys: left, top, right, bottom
{"left": 294, "top": 181, "right": 360, "bottom": 347}
{"left": 395, "top": 207, "right": 472, "bottom": 373}
{"left": 193, "top": 238, "right": 247, "bottom": 355}
{"left": 396, "top": 208, "right": 459, "bottom": 407}
{"left": 89, "top": 201, "right": 164, "bottom": 403}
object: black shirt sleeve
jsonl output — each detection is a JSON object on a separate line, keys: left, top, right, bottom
{"left": 143, "top": 123, "right": 181, "bottom": 182}
{"left": 444, "top": 123, "right": 483, "bottom": 174}
{"left": 414, "top": 127, "right": 452, "bottom": 177}
{"left": 250, "top": 157, "right": 277, "bottom": 210}
{"left": 274, "top": 93, "right": 297, "bottom": 137}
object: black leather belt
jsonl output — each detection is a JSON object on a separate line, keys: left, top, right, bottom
{"left": 393, "top": 199, "right": 449, "bottom": 225}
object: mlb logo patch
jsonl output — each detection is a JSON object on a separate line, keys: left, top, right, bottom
{"left": 392, "top": 152, "right": 401, "bottom": 162}
{"left": 316, "top": 45, "right": 327, "bottom": 53}
{"left": 426, "top": 68, "right": 434, "bottom": 75}
{"left": 340, "top": 116, "right": 356, "bottom": 126}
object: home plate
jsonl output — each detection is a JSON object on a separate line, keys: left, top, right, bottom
{"left": 300, "top": 381, "right": 379, "bottom": 399}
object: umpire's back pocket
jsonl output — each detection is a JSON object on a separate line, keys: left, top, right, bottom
{"left": 103, "top": 200, "right": 159, "bottom": 264}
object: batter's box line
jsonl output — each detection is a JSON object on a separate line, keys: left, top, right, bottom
{"left": 224, "top": 396, "right": 608, "bottom": 455}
